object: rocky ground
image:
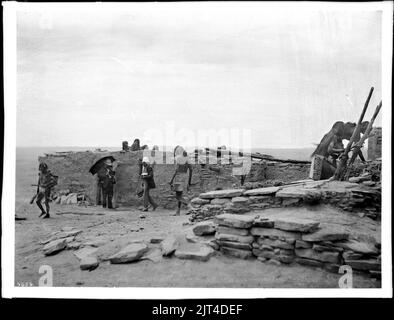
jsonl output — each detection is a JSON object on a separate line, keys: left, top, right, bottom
{"left": 15, "top": 201, "right": 381, "bottom": 288}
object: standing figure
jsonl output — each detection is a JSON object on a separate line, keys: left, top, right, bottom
{"left": 199, "top": 160, "right": 211, "bottom": 193}
{"left": 35, "top": 162, "right": 57, "bottom": 218}
{"left": 169, "top": 150, "right": 193, "bottom": 216}
{"left": 122, "top": 141, "right": 129, "bottom": 151}
{"left": 97, "top": 159, "right": 116, "bottom": 209}
{"left": 95, "top": 174, "right": 102, "bottom": 205}
{"left": 140, "top": 156, "right": 158, "bottom": 212}
{"left": 130, "top": 139, "right": 141, "bottom": 151}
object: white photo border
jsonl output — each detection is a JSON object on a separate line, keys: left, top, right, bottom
{"left": 2, "top": 0, "right": 392, "bottom": 299}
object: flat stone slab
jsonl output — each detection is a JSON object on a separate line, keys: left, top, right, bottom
{"left": 201, "top": 204, "right": 223, "bottom": 212}
{"left": 223, "top": 203, "right": 251, "bottom": 214}
{"left": 211, "top": 198, "right": 231, "bottom": 205}
{"left": 43, "top": 238, "right": 67, "bottom": 256}
{"left": 343, "top": 251, "right": 364, "bottom": 260}
{"left": 66, "top": 193, "right": 78, "bottom": 204}
{"left": 295, "top": 257, "right": 324, "bottom": 268}
{"left": 191, "top": 198, "right": 211, "bottom": 205}
{"left": 141, "top": 248, "right": 163, "bottom": 263}
{"left": 185, "top": 232, "right": 215, "bottom": 245}
{"left": 174, "top": 245, "right": 214, "bottom": 262}
{"left": 257, "top": 238, "right": 294, "bottom": 250}
{"left": 253, "top": 217, "right": 274, "bottom": 228}
{"left": 214, "top": 213, "right": 255, "bottom": 229}
{"left": 109, "top": 243, "right": 149, "bottom": 263}
{"left": 217, "top": 226, "right": 250, "bottom": 236}
{"left": 60, "top": 229, "right": 83, "bottom": 238}
{"left": 73, "top": 246, "right": 99, "bottom": 260}
{"left": 243, "top": 187, "right": 280, "bottom": 196}
{"left": 231, "top": 196, "right": 249, "bottom": 204}
{"left": 192, "top": 221, "right": 216, "bottom": 236}
{"left": 334, "top": 239, "right": 378, "bottom": 255}
{"left": 220, "top": 246, "right": 253, "bottom": 259}
{"left": 161, "top": 236, "right": 179, "bottom": 256}
{"left": 64, "top": 236, "right": 75, "bottom": 244}
{"left": 282, "top": 198, "right": 302, "bottom": 206}
{"left": 252, "top": 248, "right": 277, "bottom": 260}
{"left": 80, "top": 256, "right": 99, "bottom": 271}
{"left": 312, "top": 244, "right": 343, "bottom": 253}
{"left": 346, "top": 259, "right": 381, "bottom": 271}
{"left": 40, "top": 229, "right": 83, "bottom": 244}
{"left": 251, "top": 227, "right": 301, "bottom": 241}
{"left": 215, "top": 233, "right": 254, "bottom": 244}
{"left": 217, "top": 240, "right": 252, "bottom": 250}
{"left": 349, "top": 176, "right": 371, "bottom": 183}
{"left": 273, "top": 218, "right": 320, "bottom": 233}
{"left": 295, "top": 240, "right": 312, "bottom": 249}
{"left": 278, "top": 254, "right": 295, "bottom": 264}
{"left": 295, "top": 248, "right": 340, "bottom": 264}
{"left": 249, "top": 196, "right": 273, "bottom": 204}
{"left": 275, "top": 187, "right": 321, "bottom": 198}
{"left": 67, "top": 242, "right": 81, "bottom": 250}
{"left": 267, "top": 259, "right": 281, "bottom": 266}
{"left": 302, "top": 226, "right": 349, "bottom": 242}
{"left": 200, "top": 189, "right": 245, "bottom": 199}
{"left": 83, "top": 239, "right": 108, "bottom": 247}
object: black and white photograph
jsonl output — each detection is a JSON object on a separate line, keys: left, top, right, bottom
{"left": 2, "top": 1, "right": 392, "bottom": 299}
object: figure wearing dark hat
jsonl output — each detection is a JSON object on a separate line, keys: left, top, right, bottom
{"left": 97, "top": 159, "right": 116, "bottom": 209}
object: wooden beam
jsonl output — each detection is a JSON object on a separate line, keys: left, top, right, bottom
{"left": 204, "top": 148, "right": 311, "bottom": 164}
{"left": 333, "top": 87, "right": 374, "bottom": 180}
{"left": 344, "top": 101, "right": 382, "bottom": 179}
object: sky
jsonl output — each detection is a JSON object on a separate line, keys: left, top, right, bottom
{"left": 16, "top": 3, "right": 382, "bottom": 149}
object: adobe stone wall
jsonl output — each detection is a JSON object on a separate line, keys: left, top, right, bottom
{"left": 39, "top": 150, "right": 311, "bottom": 209}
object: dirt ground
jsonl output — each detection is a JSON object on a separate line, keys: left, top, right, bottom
{"left": 15, "top": 201, "right": 381, "bottom": 288}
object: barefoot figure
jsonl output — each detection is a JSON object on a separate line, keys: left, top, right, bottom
{"left": 35, "top": 162, "right": 57, "bottom": 218}
{"left": 169, "top": 149, "right": 193, "bottom": 216}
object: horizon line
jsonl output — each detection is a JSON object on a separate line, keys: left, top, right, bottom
{"left": 16, "top": 145, "right": 316, "bottom": 150}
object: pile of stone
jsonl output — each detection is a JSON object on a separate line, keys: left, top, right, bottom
{"left": 52, "top": 189, "right": 88, "bottom": 205}
{"left": 345, "top": 167, "right": 381, "bottom": 220}
{"left": 346, "top": 188, "right": 381, "bottom": 220}
{"left": 189, "top": 187, "right": 282, "bottom": 222}
{"left": 251, "top": 217, "right": 320, "bottom": 266}
{"left": 348, "top": 160, "right": 382, "bottom": 183}
{"left": 188, "top": 203, "right": 224, "bottom": 222}
{"left": 214, "top": 214, "right": 255, "bottom": 259}
{"left": 40, "top": 227, "right": 83, "bottom": 255}
{"left": 40, "top": 221, "right": 220, "bottom": 273}
{"left": 295, "top": 226, "right": 381, "bottom": 277}
{"left": 211, "top": 214, "right": 381, "bottom": 277}
{"left": 189, "top": 189, "right": 249, "bottom": 222}
{"left": 189, "top": 178, "right": 382, "bottom": 222}
{"left": 336, "top": 239, "right": 381, "bottom": 278}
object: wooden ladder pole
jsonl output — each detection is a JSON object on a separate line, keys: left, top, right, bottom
{"left": 344, "top": 101, "right": 382, "bottom": 179}
{"left": 333, "top": 87, "right": 374, "bottom": 180}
